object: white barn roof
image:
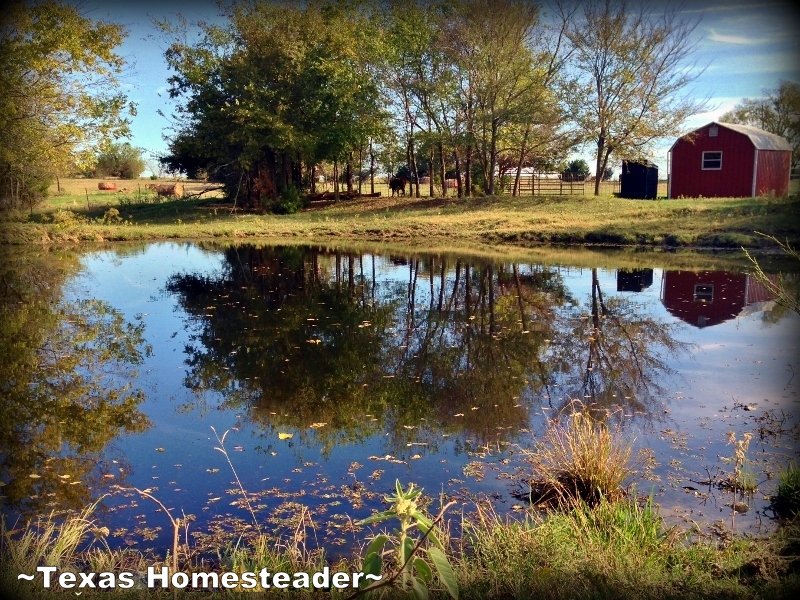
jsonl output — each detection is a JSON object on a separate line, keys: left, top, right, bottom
{"left": 716, "top": 122, "right": 792, "bottom": 151}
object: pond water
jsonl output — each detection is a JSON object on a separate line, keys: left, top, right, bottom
{"left": 1, "top": 242, "right": 798, "bottom": 556}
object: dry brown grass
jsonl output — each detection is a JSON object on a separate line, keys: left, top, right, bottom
{"left": 523, "top": 406, "right": 639, "bottom": 506}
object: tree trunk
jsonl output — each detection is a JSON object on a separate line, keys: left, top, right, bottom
{"left": 437, "top": 142, "right": 447, "bottom": 198}
{"left": 513, "top": 127, "right": 531, "bottom": 197}
{"left": 429, "top": 143, "right": 435, "bottom": 197}
{"left": 333, "top": 159, "right": 339, "bottom": 202}
{"left": 594, "top": 134, "right": 605, "bottom": 196}
{"left": 454, "top": 149, "right": 463, "bottom": 198}
{"left": 465, "top": 144, "right": 472, "bottom": 198}
{"left": 369, "top": 138, "right": 375, "bottom": 195}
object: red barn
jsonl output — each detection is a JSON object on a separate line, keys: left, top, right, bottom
{"left": 668, "top": 122, "right": 791, "bottom": 198}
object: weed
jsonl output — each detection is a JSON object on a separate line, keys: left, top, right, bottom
{"left": 354, "top": 480, "right": 458, "bottom": 600}
{"left": 771, "top": 463, "right": 800, "bottom": 519}
{"left": 524, "top": 406, "right": 638, "bottom": 506}
{"left": 721, "top": 430, "right": 757, "bottom": 494}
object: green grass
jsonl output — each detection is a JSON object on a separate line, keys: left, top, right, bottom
{"left": 3, "top": 497, "right": 800, "bottom": 599}
{"left": 773, "top": 464, "right": 800, "bottom": 520}
{"left": 2, "top": 189, "right": 799, "bottom": 251}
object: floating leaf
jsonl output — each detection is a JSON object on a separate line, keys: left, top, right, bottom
{"left": 278, "top": 432, "right": 294, "bottom": 440}
{"left": 309, "top": 422, "right": 327, "bottom": 428}
{"left": 155, "top": 448, "right": 165, "bottom": 452}
{"left": 29, "top": 474, "right": 41, "bottom": 479}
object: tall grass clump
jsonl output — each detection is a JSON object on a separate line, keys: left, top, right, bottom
{"left": 772, "top": 463, "right": 800, "bottom": 519}
{"left": 525, "top": 407, "right": 638, "bottom": 506}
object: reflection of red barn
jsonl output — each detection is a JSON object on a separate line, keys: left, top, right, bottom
{"left": 668, "top": 122, "right": 791, "bottom": 198}
{"left": 660, "top": 271, "right": 778, "bottom": 328}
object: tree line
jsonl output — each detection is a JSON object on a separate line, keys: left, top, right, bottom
{"left": 3, "top": 0, "right": 798, "bottom": 213}
{"left": 157, "top": 0, "right": 713, "bottom": 210}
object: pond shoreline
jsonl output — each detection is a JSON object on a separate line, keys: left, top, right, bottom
{"left": 2, "top": 193, "right": 799, "bottom": 251}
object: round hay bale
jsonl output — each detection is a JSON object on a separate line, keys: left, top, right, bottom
{"left": 98, "top": 182, "right": 117, "bottom": 191}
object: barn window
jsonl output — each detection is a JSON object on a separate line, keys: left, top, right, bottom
{"left": 694, "top": 284, "right": 713, "bottom": 303}
{"left": 709, "top": 125, "right": 719, "bottom": 137}
{"left": 702, "top": 151, "right": 722, "bottom": 170}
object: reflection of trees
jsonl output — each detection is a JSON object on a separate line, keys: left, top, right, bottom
{"left": 167, "top": 248, "right": 693, "bottom": 456}
{"left": 547, "top": 268, "right": 689, "bottom": 417}
{"left": 167, "top": 247, "right": 572, "bottom": 454}
{"left": 0, "top": 252, "right": 151, "bottom": 518}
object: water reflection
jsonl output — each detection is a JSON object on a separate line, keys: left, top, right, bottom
{"left": 166, "top": 247, "right": 687, "bottom": 449}
{"left": 0, "top": 252, "right": 151, "bottom": 518}
{"left": 4, "top": 244, "right": 796, "bottom": 552}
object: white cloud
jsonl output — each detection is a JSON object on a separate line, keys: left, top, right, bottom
{"left": 706, "top": 28, "right": 770, "bottom": 45}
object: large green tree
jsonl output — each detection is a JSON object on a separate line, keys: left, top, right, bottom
{"left": 720, "top": 81, "right": 800, "bottom": 171}
{"left": 0, "top": 0, "right": 134, "bottom": 210}
{"left": 160, "top": 0, "right": 387, "bottom": 210}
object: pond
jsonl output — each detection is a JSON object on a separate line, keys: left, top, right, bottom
{"left": 1, "top": 242, "right": 798, "bottom": 556}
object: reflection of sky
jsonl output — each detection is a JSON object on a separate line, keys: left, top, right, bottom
{"left": 57, "top": 244, "right": 800, "bottom": 550}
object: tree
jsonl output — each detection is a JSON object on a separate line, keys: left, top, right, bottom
{"left": 720, "top": 81, "right": 800, "bottom": 171}
{"left": 94, "top": 142, "right": 146, "bottom": 179}
{"left": 160, "top": 0, "right": 387, "bottom": 211}
{"left": 0, "top": 0, "right": 134, "bottom": 211}
{"left": 567, "top": 0, "right": 707, "bottom": 195}
{"left": 562, "top": 159, "right": 590, "bottom": 181}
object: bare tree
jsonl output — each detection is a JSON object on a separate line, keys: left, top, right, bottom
{"left": 721, "top": 81, "right": 800, "bottom": 171}
{"left": 567, "top": 0, "right": 708, "bottom": 195}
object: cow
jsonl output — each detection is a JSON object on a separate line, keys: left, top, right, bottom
{"left": 389, "top": 177, "right": 409, "bottom": 196}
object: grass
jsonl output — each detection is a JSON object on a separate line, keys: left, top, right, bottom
{"left": 772, "top": 464, "right": 800, "bottom": 520}
{"left": 5, "top": 496, "right": 799, "bottom": 599}
{"left": 2, "top": 180, "right": 799, "bottom": 250}
{"left": 522, "top": 407, "right": 639, "bottom": 506}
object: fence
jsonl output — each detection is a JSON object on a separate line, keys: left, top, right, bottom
{"left": 500, "top": 175, "right": 623, "bottom": 196}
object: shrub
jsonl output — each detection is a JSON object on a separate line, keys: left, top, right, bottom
{"left": 270, "top": 185, "right": 304, "bottom": 215}
{"left": 524, "top": 407, "right": 638, "bottom": 506}
{"left": 101, "top": 207, "right": 122, "bottom": 224}
{"left": 51, "top": 209, "right": 85, "bottom": 225}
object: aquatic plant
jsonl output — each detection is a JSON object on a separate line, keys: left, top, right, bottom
{"left": 772, "top": 463, "right": 800, "bottom": 519}
{"left": 524, "top": 407, "right": 638, "bottom": 506}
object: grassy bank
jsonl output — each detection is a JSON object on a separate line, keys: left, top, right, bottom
{"left": 2, "top": 499, "right": 799, "bottom": 599}
{"left": 2, "top": 188, "right": 799, "bottom": 251}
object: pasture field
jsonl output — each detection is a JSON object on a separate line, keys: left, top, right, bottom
{"left": 2, "top": 178, "right": 798, "bottom": 250}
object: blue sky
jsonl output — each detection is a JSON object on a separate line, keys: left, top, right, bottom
{"left": 93, "top": 0, "right": 800, "bottom": 176}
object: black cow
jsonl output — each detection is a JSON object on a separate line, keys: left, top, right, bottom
{"left": 389, "top": 177, "right": 408, "bottom": 196}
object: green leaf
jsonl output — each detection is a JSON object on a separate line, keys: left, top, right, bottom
{"left": 427, "top": 547, "right": 458, "bottom": 600}
{"left": 365, "top": 534, "right": 388, "bottom": 558}
{"left": 411, "top": 576, "right": 429, "bottom": 600}
{"left": 413, "top": 557, "right": 433, "bottom": 582}
{"left": 414, "top": 514, "right": 443, "bottom": 550}
{"left": 362, "top": 552, "right": 382, "bottom": 578}
{"left": 396, "top": 479, "right": 404, "bottom": 496}
{"left": 402, "top": 535, "right": 415, "bottom": 565}
{"left": 357, "top": 510, "right": 396, "bottom": 525}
